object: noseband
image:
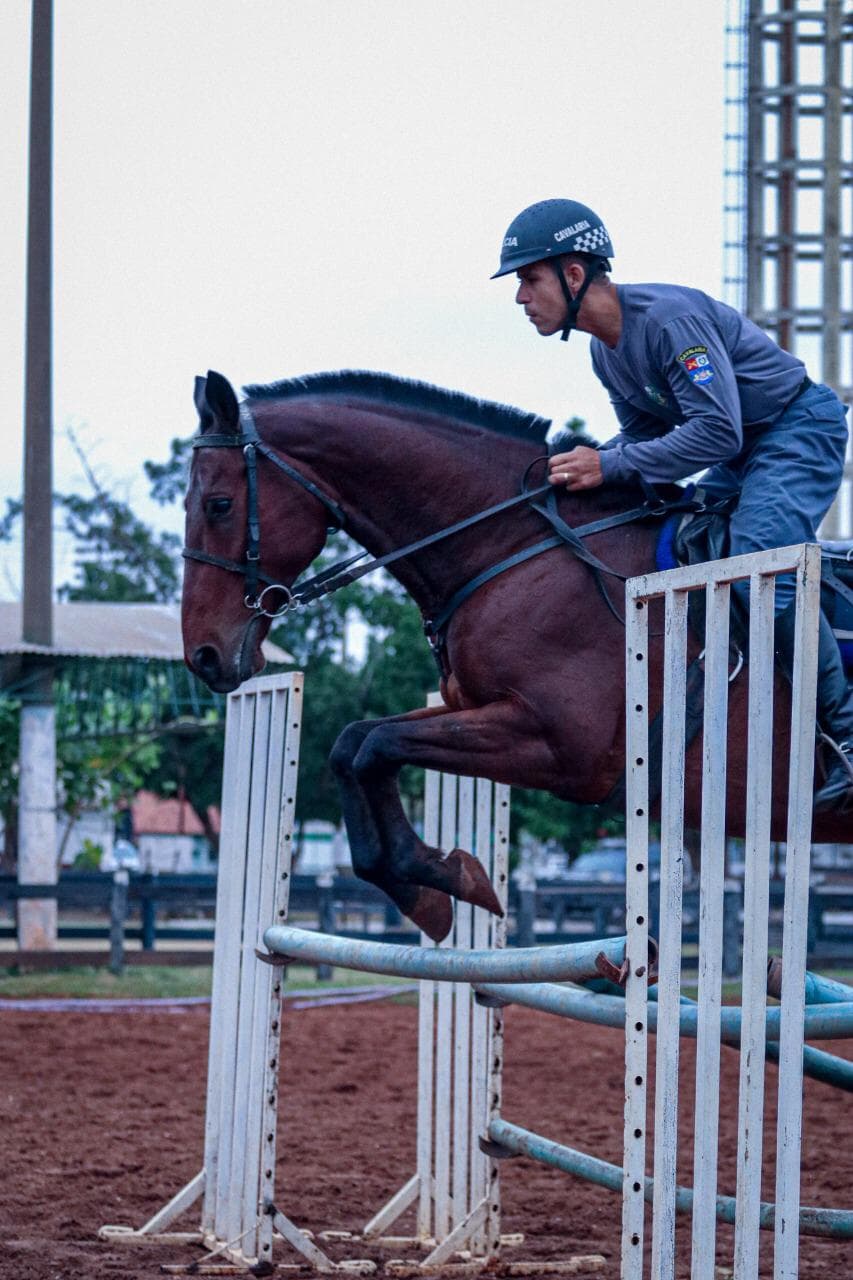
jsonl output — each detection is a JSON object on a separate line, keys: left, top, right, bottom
{"left": 182, "top": 402, "right": 347, "bottom": 617}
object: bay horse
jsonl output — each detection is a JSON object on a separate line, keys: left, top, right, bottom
{"left": 181, "top": 369, "right": 847, "bottom": 942}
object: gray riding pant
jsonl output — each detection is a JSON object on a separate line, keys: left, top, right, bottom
{"left": 698, "top": 382, "right": 849, "bottom": 613}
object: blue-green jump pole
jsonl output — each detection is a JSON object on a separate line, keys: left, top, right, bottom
{"left": 581, "top": 976, "right": 853, "bottom": 1093}
{"left": 475, "top": 981, "right": 853, "bottom": 1040}
{"left": 487, "top": 1118, "right": 853, "bottom": 1240}
{"left": 260, "top": 924, "right": 627, "bottom": 984}
{"left": 767, "top": 957, "right": 853, "bottom": 1006}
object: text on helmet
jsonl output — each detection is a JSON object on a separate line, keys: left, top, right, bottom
{"left": 554, "top": 219, "right": 591, "bottom": 243}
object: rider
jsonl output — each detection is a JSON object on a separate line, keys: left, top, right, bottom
{"left": 492, "top": 197, "right": 852, "bottom": 813}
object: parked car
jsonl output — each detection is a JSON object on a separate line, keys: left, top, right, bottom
{"left": 558, "top": 840, "right": 693, "bottom": 888}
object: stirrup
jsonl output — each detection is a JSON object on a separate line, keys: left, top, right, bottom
{"left": 818, "top": 733, "right": 853, "bottom": 780}
{"left": 814, "top": 734, "right": 853, "bottom": 813}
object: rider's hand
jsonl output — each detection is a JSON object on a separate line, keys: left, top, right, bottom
{"left": 548, "top": 446, "right": 604, "bottom": 491}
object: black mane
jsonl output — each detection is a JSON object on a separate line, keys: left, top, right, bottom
{"left": 242, "top": 370, "right": 552, "bottom": 444}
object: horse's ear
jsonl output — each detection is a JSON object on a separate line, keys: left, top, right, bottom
{"left": 204, "top": 370, "right": 240, "bottom": 433}
{"left": 193, "top": 375, "right": 214, "bottom": 432}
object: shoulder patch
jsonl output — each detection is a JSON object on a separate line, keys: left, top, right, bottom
{"left": 677, "top": 344, "right": 714, "bottom": 386}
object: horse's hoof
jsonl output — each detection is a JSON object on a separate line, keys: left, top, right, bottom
{"left": 443, "top": 847, "right": 504, "bottom": 918}
{"left": 408, "top": 887, "right": 454, "bottom": 943}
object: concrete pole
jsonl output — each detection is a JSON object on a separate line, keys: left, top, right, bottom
{"left": 18, "top": 0, "right": 56, "bottom": 950}
{"left": 18, "top": 704, "right": 57, "bottom": 947}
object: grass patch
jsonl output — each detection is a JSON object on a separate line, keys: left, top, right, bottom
{"left": 0, "top": 961, "right": 415, "bottom": 1000}
{"left": 0, "top": 965, "right": 214, "bottom": 999}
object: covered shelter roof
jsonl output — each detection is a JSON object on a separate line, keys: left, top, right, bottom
{"left": 0, "top": 603, "right": 294, "bottom": 735}
{"left": 0, "top": 602, "right": 291, "bottom": 663}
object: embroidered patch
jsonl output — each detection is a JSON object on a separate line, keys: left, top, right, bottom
{"left": 644, "top": 384, "right": 669, "bottom": 407}
{"left": 677, "top": 344, "right": 715, "bottom": 385}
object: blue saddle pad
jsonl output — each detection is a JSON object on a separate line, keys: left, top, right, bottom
{"left": 655, "top": 523, "right": 852, "bottom": 678}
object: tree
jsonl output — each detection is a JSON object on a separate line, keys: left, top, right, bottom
{"left": 60, "top": 428, "right": 181, "bottom": 602}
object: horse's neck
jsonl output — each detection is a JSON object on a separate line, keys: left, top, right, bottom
{"left": 272, "top": 401, "right": 540, "bottom": 604}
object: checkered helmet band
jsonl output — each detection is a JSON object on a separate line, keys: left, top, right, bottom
{"left": 571, "top": 225, "right": 610, "bottom": 253}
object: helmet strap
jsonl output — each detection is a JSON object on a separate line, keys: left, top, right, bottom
{"left": 551, "top": 258, "right": 599, "bottom": 342}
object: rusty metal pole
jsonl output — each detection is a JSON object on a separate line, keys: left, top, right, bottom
{"left": 18, "top": 0, "right": 57, "bottom": 952}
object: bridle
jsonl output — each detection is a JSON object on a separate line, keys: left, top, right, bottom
{"left": 182, "top": 401, "right": 560, "bottom": 621}
{"left": 183, "top": 402, "right": 347, "bottom": 618}
{"left": 182, "top": 401, "right": 707, "bottom": 648}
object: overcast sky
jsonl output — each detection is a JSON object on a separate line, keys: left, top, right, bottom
{"left": 0, "top": 2, "right": 726, "bottom": 597}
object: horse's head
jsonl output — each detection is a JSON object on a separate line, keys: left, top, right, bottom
{"left": 181, "top": 371, "right": 329, "bottom": 692}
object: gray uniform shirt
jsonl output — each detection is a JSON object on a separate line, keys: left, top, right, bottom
{"left": 592, "top": 283, "right": 805, "bottom": 483}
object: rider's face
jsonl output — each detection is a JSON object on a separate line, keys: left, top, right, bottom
{"left": 514, "top": 261, "right": 572, "bottom": 336}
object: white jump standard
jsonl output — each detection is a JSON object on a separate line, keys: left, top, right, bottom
{"left": 624, "top": 543, "right": 824, "bottom": 1280}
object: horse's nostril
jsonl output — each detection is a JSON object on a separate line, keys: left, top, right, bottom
{"left": 192, "top": 645, "right": 221, "bottom": 680}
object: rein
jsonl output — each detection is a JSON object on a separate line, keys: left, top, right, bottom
{"left": 183, "top": 402, "right": 706, "bottom": 652}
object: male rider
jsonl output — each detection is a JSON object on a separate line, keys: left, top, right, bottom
{"left": 492, "top": 198, "right": 852, "bottom": 813}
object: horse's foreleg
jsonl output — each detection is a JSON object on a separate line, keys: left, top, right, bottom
{"left": 349, "top": 698, "right": 552, "bottom": 922}
{"left": 329, "top": 708, "right": 456, "bottom": 942}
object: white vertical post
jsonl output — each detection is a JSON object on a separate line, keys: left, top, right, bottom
{"left": 733, "top": 568, "right": 777, "bottom": 1280}
{"left": 773, "top": 544, "right": 821, "bottom": 1280}
{"left": 416, "top": 764, "right": 440, "bottom": 1242}
{"left": 433, "top": 773, "right": 458, "bottom": 1241}
{"left": 650, "top": 588, "right": 689, "bottom": 1280}
{"left": 17, "top": 702, "right": 57, "bottom": 948}
{"left": 452, "top": 779, "right": 475, "bottom": 1227}
{"left": 622, "top": 586, "right": 650, "bottom": 1280}
{"left": 201, "top": 673, "right": 303, "bottom": 1266}
{"left": 366, "top": 696, "right": 509, "bottom": 1268}
{"left": 691, "top": 581, "right": 731, "bottom": 1280}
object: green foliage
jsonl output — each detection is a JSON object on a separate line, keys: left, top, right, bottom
{"left": 0, "top": 700, "right": 21, "bottom": 817}
{"left": 57, "top": 490, "right": 181, "bottom": 602}
{"left": 72, "top": 838, "right": 103, "bottom": 870}
{"left": 510, "top": 788, "right": 625, "bottom": 860}
{"left": 0, "top": 498, "right": 23, "bottom": 542}
{"left": 144, "top": 437, "right": 193, "bottom": 507}
{"left": 139, "top": 720, "right": 225, "bottom": 852}
{"left": 56, "top": 731, "right": 162, "bottom": 824}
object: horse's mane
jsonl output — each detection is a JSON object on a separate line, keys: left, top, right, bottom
{"left": 241, "top": 370, "right": 553, "bottom": 444}
{"left": 547, "top": 427, "right": 600, "bottom": 453}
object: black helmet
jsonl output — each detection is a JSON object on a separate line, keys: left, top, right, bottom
{"left": 492, "top": 199, "right": 613, "bottom": 341}
{"left": 491, "top": 198, "right": 613, "bottom": 278}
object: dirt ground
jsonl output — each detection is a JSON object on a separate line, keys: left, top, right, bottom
{"left": 1, "top": 998, "right": 850, "bottom": 1280}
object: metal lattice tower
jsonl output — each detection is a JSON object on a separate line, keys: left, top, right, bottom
{"left": 724, "top": 0, "right": 853, "bottom": 537}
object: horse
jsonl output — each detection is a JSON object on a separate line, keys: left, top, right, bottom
{"left": 181, "top": 369, "right": 848, "bottom": 942}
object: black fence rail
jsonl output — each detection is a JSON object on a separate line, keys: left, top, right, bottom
{"left": 1, "top": 872, "right": 850, "bottom": 973}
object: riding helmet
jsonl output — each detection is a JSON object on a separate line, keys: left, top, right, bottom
{"left": 491, "top": 199, "right": 614, "bottom": 278}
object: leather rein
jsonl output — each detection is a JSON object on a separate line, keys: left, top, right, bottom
{"left": 182, "top": 402, "right": 706, "bottom": 660}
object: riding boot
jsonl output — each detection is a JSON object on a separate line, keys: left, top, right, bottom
{"left": 775, "top": 604, "right": 853, "bottom": 813}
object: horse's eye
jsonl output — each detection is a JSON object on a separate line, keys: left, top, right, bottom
{"left": 207, "top": 497, "right": 232, "bottom": 519}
